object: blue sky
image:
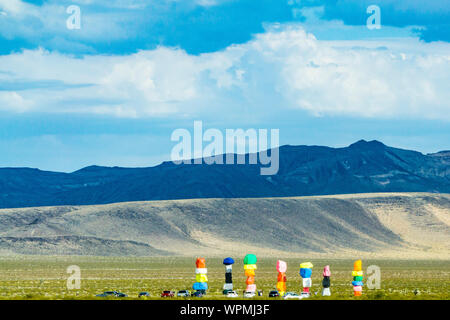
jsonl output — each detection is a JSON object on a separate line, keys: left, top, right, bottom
{"left": 0, "top": 0, "right": 449, "bottom": 172}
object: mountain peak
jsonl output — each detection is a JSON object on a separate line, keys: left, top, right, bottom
{"left": 75, "top": 165, "right": 103, "bottom": 170}
{"left": 71, "top": 165, "right": 110, "bottom": 174}
{"left": 349, "top": 139, "right": 385, "bottom": 149}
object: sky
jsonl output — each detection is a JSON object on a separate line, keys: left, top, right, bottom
{"left": 0, "top": 0, "right": 449, "bottom": 172}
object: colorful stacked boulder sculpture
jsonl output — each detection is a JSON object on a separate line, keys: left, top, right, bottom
{"left": 352, "top": 259, "right": 363, "bottom": 297}
{"left": 322, "top": 265, "right": 331, "bottom": 296}
{"left": 299, "top": 262, "right": 313, "bottom": 298}
{"left": 223, "top": 257, "right": 235, "bottom": 294}
{"left": 243, "top": 254, "right": 257, "bottom": 293}
{"left": 276, "top": 260, "right": 287, "bottom": 296}
{"left": 193, "top": 257, "right": 208, "bottom": 294}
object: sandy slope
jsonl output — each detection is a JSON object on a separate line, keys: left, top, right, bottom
{"left": 0, "top": 193, "right": 448, "bottom": 259}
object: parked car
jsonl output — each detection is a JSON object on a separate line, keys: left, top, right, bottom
{"left": 96, "top": 291, "right": 127, "bottom": 298}
{"left": 116, "top": 292, "right": 128, "bottom": 298}
{"left": 283, "top": 292, "right": 301, "bottom": 300}
{"left": 226, "top": 290, "right": 239, "bottom": 298}
{"left": 191, "top": 291, "right": 205, "bottom": 298}
{"left": 177, "top": 290, "right": 190, "bottom": 297}
{"left": 268, "top": 290, "right": 280, "bottom": 297}
{"left": 244, "top": 291, "right": 256, "bottom": 298}
{"left": 161, "top": 290, "right": 175, "bottom": 297}
{"left": 300, "top": 292, "right": 311, "bottom": 298}
{"left": 96, "top": 291, "right": 117, "bottom": 297}
{"left": 138, "top": 292, "right": 150, "bottom": 298}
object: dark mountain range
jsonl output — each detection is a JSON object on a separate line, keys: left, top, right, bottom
{"left": 0, "top": 140, "right": 448, "bottom": 209}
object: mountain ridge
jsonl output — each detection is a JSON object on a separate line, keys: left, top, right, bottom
{"left": 0, "top": 140, "right": 449, "bottom": 209}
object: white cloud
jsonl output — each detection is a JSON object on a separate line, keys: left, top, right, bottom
{"left": 0, "top": 26, "right": 449, "bottom": 120}
{"left": 0, "top": 0, "right": 134, "bottom": 44}
{"left": 0, "top": 0, "right": 33, "bottom": 15}
{"left": 0, "top": 91, "right": 32, "bottom": 112}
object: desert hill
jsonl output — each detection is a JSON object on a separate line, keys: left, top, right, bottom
{"left": 0, "top": 192, "right": 448, "bottom": 259}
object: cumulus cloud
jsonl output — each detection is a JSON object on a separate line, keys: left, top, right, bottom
{"left": 259, "top": 29, "right": 450, "bottom": 119}
{"left": 0, "top": 26, "right": 449, "bottom": 120}
{"left": 0, "top": 91, "right": 32, "bottom": 112}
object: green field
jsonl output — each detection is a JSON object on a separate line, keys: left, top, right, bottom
{"left": 0, "top": 256, "right": 448, "bottom": 300}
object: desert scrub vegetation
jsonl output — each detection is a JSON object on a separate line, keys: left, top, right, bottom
{"left": 0, "top": 256, "right": 448, "bottom": 300}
